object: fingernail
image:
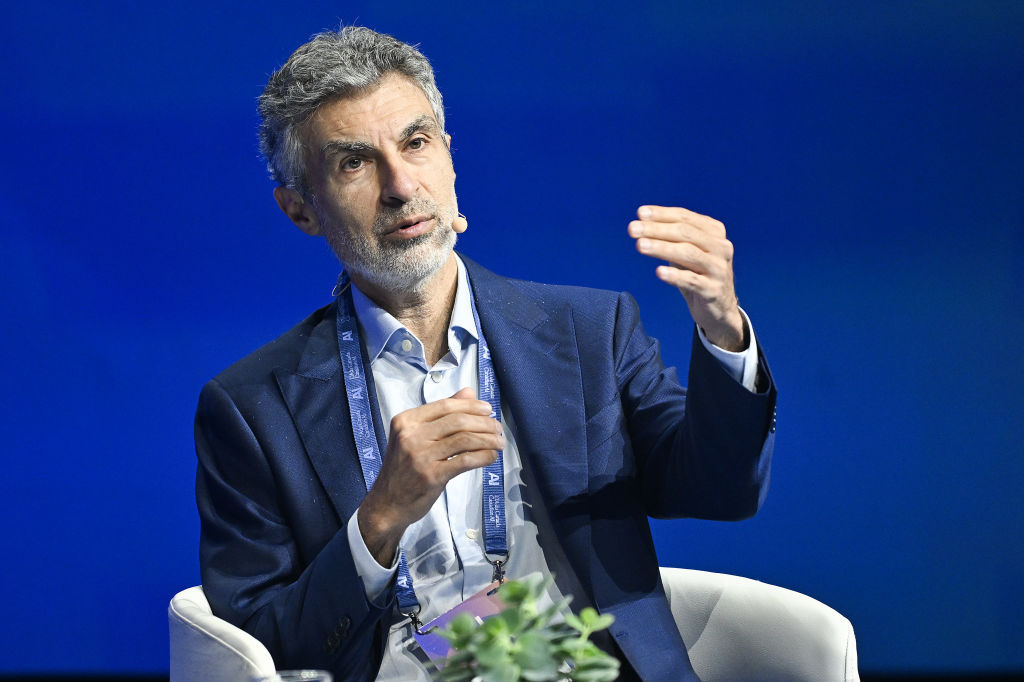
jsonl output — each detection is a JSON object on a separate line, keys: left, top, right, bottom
{"left": 628, "top": 222, "right": 643, "bottom": 237}
{"left": 638, "top": 206, "right": 651, "bottom": 219}
{"left": 637, "top": 238, "right": 650, "bottom": 251}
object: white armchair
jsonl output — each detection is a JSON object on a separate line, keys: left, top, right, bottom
{"left": 169, "top": 568, "right": 858, "bottom": 681}
{"left": 168, "top": 585, "right": 275, "bottom": 681}
{"left": 660, "top": 568, "right": 858, "bottom": 681}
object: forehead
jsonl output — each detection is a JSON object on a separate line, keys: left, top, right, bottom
{"left": 305, "top": 73, "right": 437, "bottom": 147}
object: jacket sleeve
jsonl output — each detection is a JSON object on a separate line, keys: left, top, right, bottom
{"left": 195, "top": 377, "right": 391, "bottom": 680}
{"left": 611, "top": 291, "right": 777, "bottom": 520}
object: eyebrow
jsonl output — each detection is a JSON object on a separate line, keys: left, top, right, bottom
{"left": 320, "top": 139, "right": 374, "bottom": 160}
{"left": 319, "top": 114, "right": 442, "bottom": 160}
{"left": 400, "top": 114, "right": 441, "bottom": 140}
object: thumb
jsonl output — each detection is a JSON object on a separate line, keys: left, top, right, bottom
{"left": 451, "top": 387, "right": 476, "bottom": 400}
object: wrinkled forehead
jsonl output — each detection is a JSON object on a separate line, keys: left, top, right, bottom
{"left": 304, "top": 73, "right": 438, "bottom": 146}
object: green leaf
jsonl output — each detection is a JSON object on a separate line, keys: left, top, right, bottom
{"left": 482, "top": 614, "right": 510, "bottom": 635}
{"left": 443, "top": 650, "right": 475, "bottom": 666}
{"left": 571, "top": 666, "right": 620, "bottom": 682}
{"left": 567, "top": 648, "right": 620, "bottom": 682}
{"left": 556, "top": 636, "right": 589, "bottom": 654}
{"left": 499, "top": 579, "right": 529, "bottom": 605}
{"left": 436, "top": 612, "right": 479, "bottom": 649}
{"left": 450, "top": 613, "right": 478, "bottom": 635}
{"left": 573, "top": 655, "right": 619, "bottom": 669}
{"left": 512, "top": 631, "right": 555, "bottom": 672}
{"left": 563, "top": 611, "right": 585, "bottom": 632}
{"left": 475, "top": 640, "right": 512, "bottom": 669}
{"left": 578, "top": 607, "right": 614, "bottom": 631}
{"left": 498, "top": 605, "right": 524, "bottom": 633}
{"left": 435, "top": 663, "right": 477, "bottom": 682}
{"left": 429, "top": 576, "right": 620, "bottom": 682}
{"left": 479, "top": 661, "right": 521, "bottom": 682}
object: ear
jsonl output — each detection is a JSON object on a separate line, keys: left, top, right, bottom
{"left": 273, "top": 186, "right": 322, "bottom": 236}
{"left": 445, "top": 133, "right": 454, "bottom": 171}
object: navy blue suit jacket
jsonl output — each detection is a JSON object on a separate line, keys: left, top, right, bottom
{"left": 196, "top": 257, "right": 777, "bottom": 680}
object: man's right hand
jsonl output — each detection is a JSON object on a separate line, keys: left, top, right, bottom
{"left": 357, "top": 387, "right": 504, "bottom": 567}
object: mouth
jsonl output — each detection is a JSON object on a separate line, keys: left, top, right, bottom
{"left": 384, "top": 214, "right": 435, "bottom": 240}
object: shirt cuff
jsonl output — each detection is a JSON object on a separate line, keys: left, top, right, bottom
{"left": 347, "top": 506, "right": 400, "bottom": 603}
{"left": 696, "top": 307, "right": 759, "bottom": 392}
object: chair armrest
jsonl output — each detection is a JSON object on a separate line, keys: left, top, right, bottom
{"left": 169, "top": 586, "right": 276, "bottom": 682}
{"left": 660, "top": 567, "right": 859, "bottom": 682}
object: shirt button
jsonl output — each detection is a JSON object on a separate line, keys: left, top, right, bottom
{"left": 401, "top": 339, "right": 412, "bottom": 353}
{"left": 430, "top": 371, "right": 442, "bottom": 383}
{"left": 465, "top": 528, "right": 479, "bottom": 540}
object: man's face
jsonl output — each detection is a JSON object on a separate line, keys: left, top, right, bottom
{"left": 301, "top": 73, "right": 458, "bottom": 294}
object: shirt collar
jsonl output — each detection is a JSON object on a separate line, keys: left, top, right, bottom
{"left": 349, "top": 254, "right": 478, "bottom": 364}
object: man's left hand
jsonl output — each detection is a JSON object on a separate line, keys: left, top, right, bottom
{"left": 629, "top": 205, "right": 748, "bottom": 351}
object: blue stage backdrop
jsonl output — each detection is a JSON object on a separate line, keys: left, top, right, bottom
{"left": 2, "top": 1, "right": 1021, "bottom": 675}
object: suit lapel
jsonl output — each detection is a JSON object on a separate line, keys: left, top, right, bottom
{"left": 273, "top": 303, "right": 369, "bottom": 523}
{"left": 464, "top": 258, "right": 593, "bottom": 593}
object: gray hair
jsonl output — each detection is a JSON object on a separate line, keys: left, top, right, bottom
{"left": 258, "top": 26, "right": 446, "bottom": 193}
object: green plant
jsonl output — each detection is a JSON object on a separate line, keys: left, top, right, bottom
{"left": 433, "top": 576, "right": 620, "bottom": 682}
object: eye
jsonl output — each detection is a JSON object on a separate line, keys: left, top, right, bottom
{"left": 407, "top": 136, "right": 427, "bottom": 151}
{"left": 341, "top": 156, "right": 364, "bottom": 171}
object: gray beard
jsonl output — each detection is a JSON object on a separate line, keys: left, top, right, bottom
{"left": 337, "top": 223, "right": 457, "bottom": 294}
{"left": 321, "top": 196, "right": 459, "bottom": 294}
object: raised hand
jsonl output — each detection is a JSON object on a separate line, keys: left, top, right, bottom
{"left": 629, "top": 205, "right": 748, "bottom": 351}
{"left": 358, "top": 387, "right": 504, "bottom": 566}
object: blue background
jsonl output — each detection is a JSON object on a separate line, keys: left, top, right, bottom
{"left": 2, "top": 0, "right": 1021, "bottom": 675}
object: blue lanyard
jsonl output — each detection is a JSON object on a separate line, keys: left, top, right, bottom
{"left": 334, "top": 271, "right": 508, "bottom": 621}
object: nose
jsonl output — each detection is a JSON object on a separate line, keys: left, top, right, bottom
{"left": 379, "top": 153, "right": 419, "bottom": 206}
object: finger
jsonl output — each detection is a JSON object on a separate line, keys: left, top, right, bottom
{"left": 656, "top": 265, "right": 708, "bottom": 293}
{"left": 398, "top": 393, "right": 491, "bottom": 427}
{"left": 628, "top": 220, "right": 723, "bottom": 254}
{"left": 441, "top": 448, "right": 500, "bottom": 476}
{"left": 635, "top": 238, "right": 712, "bottom": 275}
{"left": 432, "top": 429, "right": 505, "bottom": 460}
{"left": 423, "top": 411, "right": 505, "bottom": 441}
{"left": 637, "top": 205, "right": 726, "bottom": 237}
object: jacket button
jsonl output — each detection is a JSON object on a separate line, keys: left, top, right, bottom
{"left": 337, "top": 616, "right": 351, "bottom": 639}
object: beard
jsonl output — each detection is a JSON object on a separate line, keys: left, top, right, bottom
{"left": 321, "top": 194, "right": 458, "bottom": 294}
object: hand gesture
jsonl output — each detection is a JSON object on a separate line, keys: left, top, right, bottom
{"left": 358, "top": 388, "right": 503, "bottom": 566}
{"left": 629, "top": 205, "right": 748, "bottom": 351}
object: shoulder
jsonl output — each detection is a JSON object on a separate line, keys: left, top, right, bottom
{"left": 461, "top": 254, "right": 636, "bottom": 321}
{"left": 207, "top": 301, "right": 336, "bottom": 394}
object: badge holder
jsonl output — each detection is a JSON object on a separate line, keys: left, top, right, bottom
{"left": 410, "top": 569, "right": 515, "bottom": 665}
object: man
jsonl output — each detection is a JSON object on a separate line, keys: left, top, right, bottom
{"left": 196, "top": 26, "right": 775, "bottom": 681}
